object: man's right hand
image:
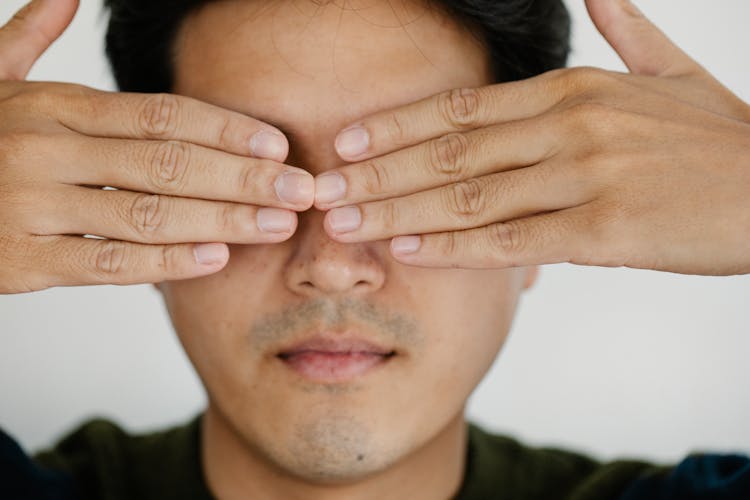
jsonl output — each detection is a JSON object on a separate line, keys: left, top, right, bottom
{"left": 0, "top": 0, "right": 314, "bottom": 294}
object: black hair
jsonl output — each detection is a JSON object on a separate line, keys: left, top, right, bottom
{"left": 103, "top": 0, "right": 570, "bottom": 93}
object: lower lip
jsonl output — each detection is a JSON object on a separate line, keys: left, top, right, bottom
{"left": 279, "top": 351, "right": 393, "bottom": 383}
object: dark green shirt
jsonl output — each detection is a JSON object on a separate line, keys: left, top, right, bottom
{"left": 31, "top": 415, "right": 672, "bottom": 500}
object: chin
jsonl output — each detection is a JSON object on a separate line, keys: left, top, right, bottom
{"left": 256, "top": 413, "right": 404, "bottom": 484}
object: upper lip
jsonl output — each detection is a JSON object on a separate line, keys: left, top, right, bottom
{"left": 276, "top": 332, "right": 395, "bottom": 358}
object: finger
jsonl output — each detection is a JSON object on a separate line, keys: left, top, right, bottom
{"left": 0, "top": 0, "right": 78, "bottom": 80}
{"left": 33, "top": 235, "right": 228, "bottom": 287}
{"left": 323, "top": 162, "right": 589, "bottom": 243}
{"left": 52, "top": 88, "right": 289, "bottom": 161}
{"left": 624, "top": 73, "right": 750, "bottom": 123}
{"left": 40, "top": 185, "right": 298, "bottom": 244}
{"left": 388, "top": 208, "right": 586, "bottom": 269}
{"left": 52, "top": 136, "right": 314, "bottom": 209}
{"left": 333, "top": 73, "right": 566, "bottom": 161}
{"left": 316, "top": 117, "right": 557, "bottom": 209}
{"left": 585, "top": 0, "right": 703, "bottom": 77}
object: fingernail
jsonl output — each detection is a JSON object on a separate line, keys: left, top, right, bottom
{"left": 275, "top": 172, "right": 314, "bottom": 204}
{"left": 328, "top": 206, "right": 362, "bottom": 234}
{"left": 257, "top": 208, "right": 294, "bottom": 233}
{"left": 391, "top": 235, "right": 421, "bottom": 255}
{"left": 335, "top": 125, "right": 369, "bottom": 158}
{"left": 315, "top": 173, "right": 347, "bottom": 204}
{"left": 193, "top": 243, "right": 229, "bottom": 265}
{"left": 250, "top": 130, "right": 287, "bottom": 160}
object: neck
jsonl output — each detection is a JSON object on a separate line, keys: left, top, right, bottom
{"left": 202, "top": 406, "right": 468, "bottom": 500}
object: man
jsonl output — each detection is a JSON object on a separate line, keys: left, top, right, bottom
{"left": 1, "top": 0, "right": 749, "bottom": 499}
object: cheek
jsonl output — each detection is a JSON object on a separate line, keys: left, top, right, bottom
{"left": 160, "top": 245, "right": 282, "bottom": 379}
{"left": 163, "top": 247, "right": 269, "bottom": 325}
{"left": 410, "top": 267, "right": 523, "bottom": 399}
{"left": 366, "top": 267, "right": 523, "bottom": 452}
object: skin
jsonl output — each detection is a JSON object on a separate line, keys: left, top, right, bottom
{"left": 0, "top": 0, "right": 746, "bottom": 293}
{"left": 163, "top": 1, "right": 537, "bottom": 499}
{"left": 0, "top": 0, "right": 745, "bottom": 496}
{"left": 319, "top": 0, "right": 750, "bottom": 276}
{"left": 1, "top": 0, "right": 745, "bottom": 286}
{"left": 0, "top": 0, "right": 312, "bottom": 293}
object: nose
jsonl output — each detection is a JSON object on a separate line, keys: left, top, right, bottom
{"left": 283, "top": 209, "right": 386, "bottom": 297}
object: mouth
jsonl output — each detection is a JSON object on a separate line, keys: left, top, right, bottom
{"left": 276, "top": 334, "right": 397, "bottom": 383}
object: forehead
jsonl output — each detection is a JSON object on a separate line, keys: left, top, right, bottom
{"left": 173, "top": 0, "right": 491, "bottom": 145}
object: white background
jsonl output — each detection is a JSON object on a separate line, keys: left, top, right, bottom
{"left": 0, "top": 0, "right": 748, "bottom": 464}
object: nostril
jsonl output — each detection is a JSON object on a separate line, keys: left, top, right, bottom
{"left": 354, "top": 280, "right": 369, "bottom": 287}
{"left": 301, "top": 281, "right": 314, "bottom": 288}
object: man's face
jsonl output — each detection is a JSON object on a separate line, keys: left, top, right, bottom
{"left": 163, "top": 0, "right": 538, "bottom": 482}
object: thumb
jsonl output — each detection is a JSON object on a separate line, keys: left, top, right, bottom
{"left": 585, "top": 0, "right": 702, "bottom": 77}
{"left": 0, "top": 0, "right": 79, "bottom": 81}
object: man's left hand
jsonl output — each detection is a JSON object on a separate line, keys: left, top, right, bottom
{"left": 313, "top": 0, "right": 750, "bottom": 276}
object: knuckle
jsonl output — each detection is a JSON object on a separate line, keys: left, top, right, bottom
{"left": 544, "top": 67, "right": 569, "bottom": 83}
{"left": 429, "top": 133, "right": 469, "bottom": 180}
{"left": 487, "top": 221, "right": 523, "bottom": 258}
{"left": 361, "top": 159, "right": 391, "bottom": 196}
{"left": 216, "top": 204, "right": 238, "bottom": 233}
{"left": 94, "top": 240, "right": 129, "bottom": 276}
{"left": 554, "top": 67, "right": 623, "bottom": 104}
{"left": 384, "top": 112, "right": 408, "bottom": 147}
{"left": 138, "top": 93, "right": 181, "bottom": 138}
{"left": 237, "top": 162, "right": 256, "bottom": 195}
{"left": 380, "top": 201, "right": 400, "bottom": 232}
{"left": 147, "top": 140, "right": 191, "bottom": 192}
{"left": 158, "top": 244, "right": 181, "bottom": 274}
{"left": 565, "top": 66, "right": 611, "bottom": 92}
{"left": 439, "top": 87, "right": 481, "bottom": 129}
{"left": 128, "top": 194, "right": 167, "bottom": 237}
{"left": 439, "top": 231, "right": 461, "bottom": 257}
{"left": 444, "top": 179, "right": 486, "bottom": 222}
{"left": 216, "top": 114, "right": 234, "bottom": 150}
{"left": 541, "top": 68, "right": 573, "bottom": 102}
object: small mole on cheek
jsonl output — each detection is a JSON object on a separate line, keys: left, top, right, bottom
{"left": 357, "top": 454, "right": 364, "bottom": 461}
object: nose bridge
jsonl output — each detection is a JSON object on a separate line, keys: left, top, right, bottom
{"left": 284, "top": 209, "right": 386, "bottom": 296}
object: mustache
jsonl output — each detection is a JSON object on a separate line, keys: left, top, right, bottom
{"left": 248, "top": 297, "right": 422, "bottom": 351}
